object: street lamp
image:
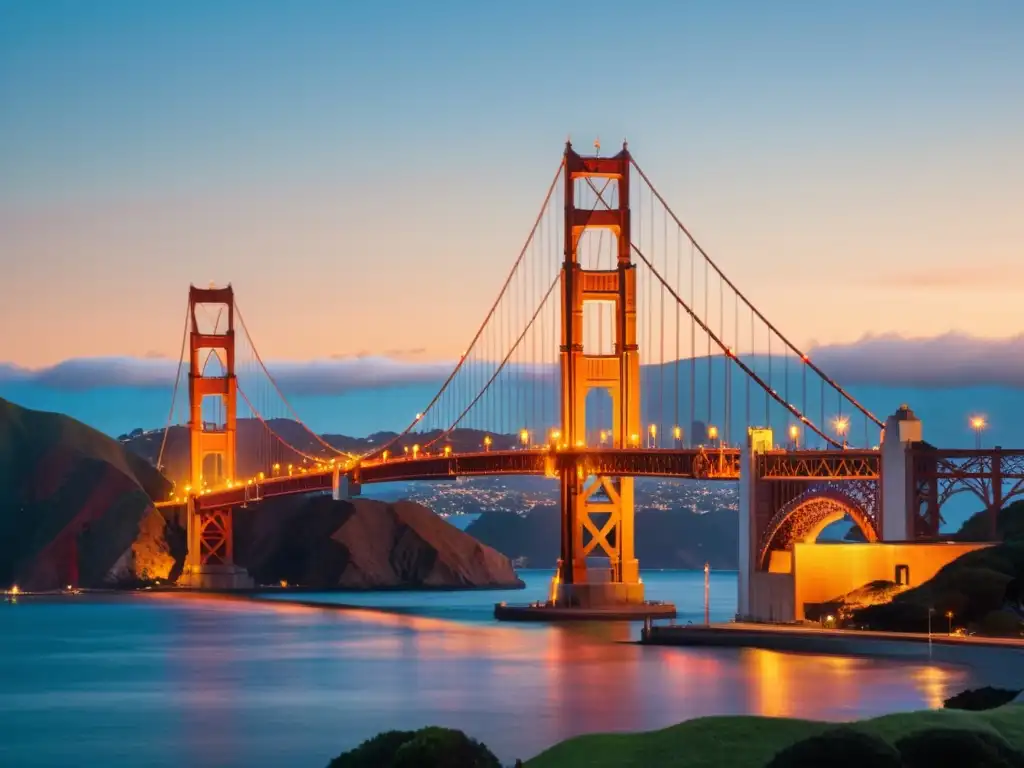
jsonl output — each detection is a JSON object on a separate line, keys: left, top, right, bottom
{"left": 412, "top": 444, "right": 420, "bottom": 458}
{"left": 945, "top": 610, "right": 954, "bottom": 635}
{"left": 443, "top": 445, "right": 452, "bottom": 457}
{"left": 648, "top": 424, "right": 658, "bottom": 448}
{"left": 833, "top": 417, "right": 849, "bottom": 448}
{"left": 788, "top": 424, "right": 799, "bottom": 449}
{"left": 519, "top": 428, "right": 529, "bottom": 448}
{"left": 707, "top": 425, "right": 719, "bottom": 446}
{"left": 599, "top": 430, "right": 609, "bottom": 447}
{"left": 673, "top": 425, "right": 682, "bottom": 445}
{"left": 550, "top": 428, "right": 561, "bottom": 446}
{"left": 970, "top": 416, "right": 987, "bottom": 449}
{"left": 483, "top": 435, "right": 492, "bottom": 451}
{"left": 630, "top": 432, "right": 640, "bottom": 447}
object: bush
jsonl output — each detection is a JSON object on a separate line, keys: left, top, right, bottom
{"left": 392, "top": 727, "right": 501, "bottom": 768}
{"left": 326, "top": 727, "right": 500, "bottom": 768}
{"left": 327, "top": 730, "right": 416, "bottom": 768}
{"left": 945, "top": 686, "right": 1023, "bottom": 711}
{"left": 897, "top": 728, "right": 1024, "bottom": 768}
{"left": 976, "top": 609, "right": 1024, "bottom": 638}
{"left": 765, "top": 726, "right": 902, "bottom": 768}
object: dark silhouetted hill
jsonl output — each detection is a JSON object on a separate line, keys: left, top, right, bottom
{"left": 465, "top": 506, "right": 738, "bottom": 570}
{"left": 0, "top": 397, "right": 178, "bottom": 590}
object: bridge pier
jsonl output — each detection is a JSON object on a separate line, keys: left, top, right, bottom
{"left": 331, "top": 465, "right": 361, "bottom": 501}
{"left": 177, "top": 497, "right": 253, "bottom": 590}
{"left": 737, "top": 427, "right": 775, "bottom": 621}
{"left": 880, "top": 404, "right": 922, "bottom": 540}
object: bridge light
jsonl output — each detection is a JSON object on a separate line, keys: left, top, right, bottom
{"left": 412, "top": 444, "right": 420, "bottom": 458}
{"left": 258, "top": 472, "right": 265, "bottom": 481}
{"left": 801, "top": 354, "right": 809, "bottom": 363}
{"left": 414, "top": 412, "right": 423, "bottom": 421}
{"left": 483, "top": 435, "right": 492, "bottom": 451}
{"left": 382, "top": 450, "right": 390, "bottom": 461}
{"left": 403, "top": 446, "right": 409, "bottom": 455}
{"left": 550, "top": 429, "right": 561, "bottom": 442}
{"left": 673, "top": 425, "right": 682, "bottom": 441}
{"left": 970, "top": 415, "right": 987, "bottom": 448}
{"left": 707, "top": 425, "right": 719, "bottom": 442}
{"left": 833, "top": 417, "right": 849, "bottom": 437}
{"left": 575, "top": 439, "right": 584, "bottom": 448}
{"left": 788, "top": 425, "right": 799, "bottom": 440}
{"left": 519, "top": 429, "right": 529, "bottom": 446}
{"left": 599, "top": 430, "right": 609, "bottom": 445}
{"left": 630, "top": 433, "right": 640, "bottom": 447}
{"left": 444, "top": 445, "right": 452, "bottom": 456}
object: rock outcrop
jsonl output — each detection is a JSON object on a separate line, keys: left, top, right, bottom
{"left": 235, "top": 496, "right": 523, "bottom": 589}
{"left": 0, "top": 397, "right": 177, "bottom": 590}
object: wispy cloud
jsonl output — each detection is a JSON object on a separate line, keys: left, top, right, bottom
{"left": 3, "top": 333, "right": 1023, "bottom": 394}
{"left": 808, "top": 332, "right": 1024, "bottom": 387}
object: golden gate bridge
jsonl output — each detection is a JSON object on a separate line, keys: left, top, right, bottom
{"left": 150, "top": 141, "right": 1022, "bottom": 615}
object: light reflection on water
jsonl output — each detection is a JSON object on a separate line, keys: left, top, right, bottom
{"left": 0, "top": 570, "right": 973, "bottom": 767}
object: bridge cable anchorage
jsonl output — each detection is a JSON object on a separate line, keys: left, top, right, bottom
{"left": 631, "top": 243, "right": 842, "bottom": 449}
{"left": 233, "top": 301, "right": 352, "bottom": 461}
{"left": 156, "top": 296, "right": 192, "bottom": 474}
{"left": 628, "top": 157, "right": 883, "bottom": 430}
{"left": 366, "top": 158, "right": 566, "bottom": 461}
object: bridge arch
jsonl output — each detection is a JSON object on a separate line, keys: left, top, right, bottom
{"left": 758, "top": 488, "right": 878, "bottom": 571}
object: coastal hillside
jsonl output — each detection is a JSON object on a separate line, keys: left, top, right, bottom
{"left": 465, "top": 505, "right": 739, "bottom": 570}
{"left": 236, "top": 496, "right": 523, "bottom": 588}
{"left": 0, "top": 397, "right": 177, "bottom": 590}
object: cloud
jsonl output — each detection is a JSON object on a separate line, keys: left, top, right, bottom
{"left": 3, "top": 333, "right": 1022, "bottom": 395}
{"left": 808, "top": 332, "right": 1024, "bottom": 388}
{"left": 0, "top": 355, "right": 456, "bottom": 395}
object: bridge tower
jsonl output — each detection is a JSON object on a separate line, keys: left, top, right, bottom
{"left": 556, "top": 141, "right": 644, "bottom": 607}
{"left": 179, "top": 284, "right": 252, "bottom": 589}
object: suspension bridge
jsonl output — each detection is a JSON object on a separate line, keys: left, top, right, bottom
{"left": 152, "top": 141, "right": 1017, "bottom": 618}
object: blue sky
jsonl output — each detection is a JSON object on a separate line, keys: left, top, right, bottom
{"left": 1, "top": 0, "right": 1023, "bottom": 446}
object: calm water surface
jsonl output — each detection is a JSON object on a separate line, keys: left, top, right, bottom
{"left": 0, "top": 570, "right": 978, "bottom": 767}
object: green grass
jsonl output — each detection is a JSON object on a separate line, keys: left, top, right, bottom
{"left": 524, "top": 704, "right": 1024, "bottom": 768}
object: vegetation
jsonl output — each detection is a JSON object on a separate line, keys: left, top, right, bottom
{"left": 327, "top": 727, "right": 500, "bottom": 768}
{"left": 945, "top": 687, "right": 1023, "bottom": 712}
{"left": 896, "top": 728, "right": 1024, "bottom": 768}
{"left": 852, "top": 539, "right": 1024, "bottom": 634}
{"left": 765, "top": 727, "right": 902, "bottom": 768}
{"left": 524, "top": 704, "right": 1024, "bottom": 768}
{"left": 957, "top": 499, "right": 1024, "bottom": 543}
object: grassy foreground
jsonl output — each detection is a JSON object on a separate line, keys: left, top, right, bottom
{"left": 525, "top": 704, "right": 1024, "bottom": 768}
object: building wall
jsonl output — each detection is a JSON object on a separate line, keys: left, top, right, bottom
{"left": 791, "top": 541, "right": 992, "bottom": 621}
{"left": 746, "top": 572, "right": 795, "bottom": 623}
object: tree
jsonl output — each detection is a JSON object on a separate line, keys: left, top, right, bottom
{"left": 766, "top": 727, "right": 902, "bottom": 768}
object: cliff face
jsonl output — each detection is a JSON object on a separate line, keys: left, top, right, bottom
{"left": 0, "top": 398, "right": 179, "bottom": 590}
{"left": 235, "top": 496, "right": 523, "bottom": 589}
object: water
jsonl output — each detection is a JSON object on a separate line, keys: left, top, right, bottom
{"left": 0, "top": 571, "right": 985, "bottom": 767}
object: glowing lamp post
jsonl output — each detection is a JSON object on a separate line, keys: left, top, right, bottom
{"left": 412, "top": 444, "right": 420, "bottom": 458}
{"left": 833, "top": 417, "right": 849, "bottom": 449}
{"left": 788, "top": 424, "right": 800, "bottom": 449}
{"left": 630, "top": 432, "right": 640, "bottom": 447}
{"left": 707, "top": 425, "right": 719, "bottom": 447}
{"left": 673, "top": 425, "right": 682, "bottom": 446}
{"left": 549, "top": 428, "right": 561, "bottom": 447}
{"left": 599, "top": 430, "right": 609, "bottom": 447}
{"left": 443, "top": 445, "right": 452, "bottom": 457}
{"left": 483, "top": 435, "right": 492, "bottom": 451}
{"left": 648, "top": 424, "right": 658, "bottom": 448}
{"left": 519, "top": 429, "right": 529, "bottom": 448}
{"left": 945, "top": 610, "right": 954, "bottom": 635}
{"left": 970, "top": 416, "right": 987, "bottom": 449}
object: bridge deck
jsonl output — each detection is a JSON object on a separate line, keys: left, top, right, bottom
{"left": 155, "top": 447, "right": 882, "bottom": 511}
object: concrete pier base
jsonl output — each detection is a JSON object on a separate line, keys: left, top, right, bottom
{"left": 177, "top": 564, "right": 254, "bottom": 590}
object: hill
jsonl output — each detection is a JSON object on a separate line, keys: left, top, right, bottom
{"left": 465, "top": 506, "right": 738, "bottom": 570}
{"left": 0, "top": 397, "right": 177, "bottom": 590}
{"left": 236, "top": 496, "right": 522, "bottom": 588}
{"left": 851, "top": 502, "right": 1024, "bottom": 635}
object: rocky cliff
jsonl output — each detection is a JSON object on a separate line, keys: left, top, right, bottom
{"left": 236, "top": 496, "right": 523, "bottom": 589}
{"left": 0, "top": 397, "right": 178, "bottom": 590}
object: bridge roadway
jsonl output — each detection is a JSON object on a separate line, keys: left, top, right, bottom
{"left": 155, "top": 447, "right": 880, "bottom": 512}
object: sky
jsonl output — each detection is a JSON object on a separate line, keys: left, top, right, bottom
{"left": 2, "top": 0, "right": 1024, "bottom": 436}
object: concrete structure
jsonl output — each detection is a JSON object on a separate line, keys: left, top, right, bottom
{"left": 790, "top": 540, "right": 992, "bottom": 621}
{"left": 880, "top": 404, "right": 922, "bottom": 541}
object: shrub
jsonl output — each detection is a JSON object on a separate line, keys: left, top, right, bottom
{"left": 327, "top": 730, "right": 416, "bottom": 768}
{"left": 945, "top": 686, "right": 1022, "bottom": 711}
{"left": 392, "top": 727, "right": 501, "bottom": 768}
{"left": 976, "top": 609, "right": 1024, "bottom": 638}
{"left": 326, "top": 727, "right": 500, "bottom": 768}
{"left": 765, "top": 726, "right": 902, "bottom": 768}
{"left": 897, "top": 728, "right": 1024, "bottom": 768}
